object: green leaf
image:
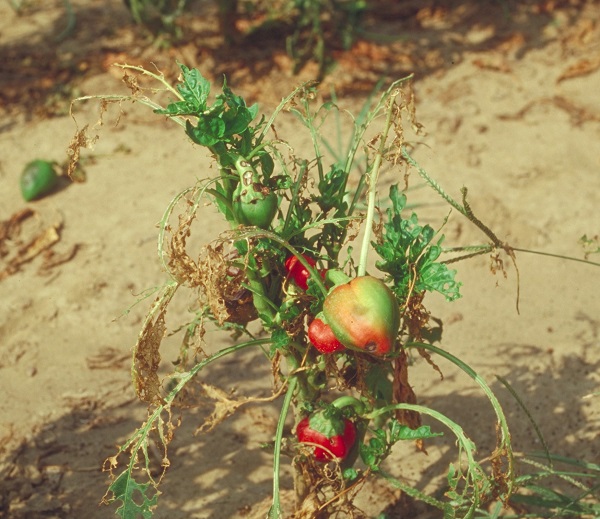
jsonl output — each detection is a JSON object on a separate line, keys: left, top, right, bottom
{"left": 388, "top": 421, "right": 443, "bottom": 443}
{"left": 373, "top": 184, "right": 462, "bottom": 302}
{"left": 308, "top": 407, "right": 346, "bottom": 437}
{"left": 107, "top": 469, "right": 158, "bottom": 519}
{"left": 177, "top": 64, "right": 210, "bottom": 111}
{"left": 248, "top": 103, "right": 259, "bottom": 121}
{"left": 418, "top": 255, "right": 462, "bottom": 302}
{"left": 186, "top": 117, "right": 225, "bottom": 147}
{"left": 368, "top": 363, "right": 393, "bottom": 397}
{"left": 200, "top": 116, "right": 227, "bottom": 140}
{"left": 218, "top": 80, "right": 258, "bottom": 138}
{"left": 359, "top": 438, "right": 383, "bottom": 470}
{"left": 270, "top": 328, "right": 290, "bottom": 353}
{"left": 259, "top": 151, "right": 275, "bottom": 179}
{"left": 157, "top": 66, "right": 260, "bottom": 152}
{"left": 315, "top": 166, "right": 347, "bottom": 212}
{"left": 343, "top": 467, "right": 360, "bottom": 481}
{"left": 446, "top": 463, "right": 459, "bottom": 491}
{"left": 155, "top": 64, "right": 211, "bottom": 117}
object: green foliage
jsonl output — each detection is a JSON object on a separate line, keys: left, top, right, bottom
{"left": 107, "top": 470, "right": 158, "bottom": 519}
{"left": 360, "top": 420, "right": 442, "bottom": 471}
{"left": 374, "top": 184, "right": 462, "bottom": 301}
{"left": 155, "top": 65, "right": 259, "bottom": 149}
{"left": 286, "top": 0, "right": 367, "bottom": 77}
{"left": 579, "top": 234, "right": 600, "bottom": 258}
{"left": 314, "top": 165, "right": 348, "bottom": 213}
{"left": 498, "top": 454, "right": 600, "bottom": 518}
{"left": 124, "top": 0, "right": 189, "bottom": 36}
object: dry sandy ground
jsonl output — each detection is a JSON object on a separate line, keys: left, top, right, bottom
{"left": 1, "top": 1, "right": 599, "bottom": 518}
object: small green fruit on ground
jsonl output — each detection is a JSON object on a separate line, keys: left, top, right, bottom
{"left": 20, "top": 160, "right": 58, "bottom": 201}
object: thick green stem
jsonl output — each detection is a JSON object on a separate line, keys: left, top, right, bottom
{"left": 331, "top": 395, "right": 366, "bottom": 415}
{"left": 357, "top": 93, "right": 398, "bottom": 277}
{"left": 244, "top": 266, "right": 278, "bottom": 322}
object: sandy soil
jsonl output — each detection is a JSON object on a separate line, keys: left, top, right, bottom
{"left": 1, "top": 1, "right": 599, "bottom": 518}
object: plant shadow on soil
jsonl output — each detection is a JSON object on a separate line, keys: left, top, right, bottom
{"left": 0, "top": 0, "right": 590, "bottom": 118}
{"left": 396, "top": 313, "right": 600, "bottom": 515}
{"left": 1, "top": 317, "right": 599, "bottom": 519}
{"left": 0, "top": 346, "right": 284, "bottom": 519}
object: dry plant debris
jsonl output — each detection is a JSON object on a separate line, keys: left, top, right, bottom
{"left": 0, "top": 208, "right": 77, "bottom": 281}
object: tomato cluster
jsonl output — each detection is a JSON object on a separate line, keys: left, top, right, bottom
{"left": 285, "top": 254, "right": 400, "bottom": 357}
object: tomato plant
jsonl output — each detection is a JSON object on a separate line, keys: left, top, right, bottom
{"left": 69, "top": 63, "right": 527, "bottom": 518}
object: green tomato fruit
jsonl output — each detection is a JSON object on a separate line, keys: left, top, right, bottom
{"left": 233, "top": 184, "right": 277, "bottom": 229}
{"left": 20, "top": 160, "right": 58, "bottom": 201}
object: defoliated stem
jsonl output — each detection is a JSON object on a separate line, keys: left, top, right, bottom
{"left": 268, "top": 375, "right": 298, "bottom": 519}
{"left": 357, "top": 92, "right": 398, "bottom": 277}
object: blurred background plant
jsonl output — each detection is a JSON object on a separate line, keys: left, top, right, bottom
{"left": 120, "top": 0, "right": 368, "bottom": 76}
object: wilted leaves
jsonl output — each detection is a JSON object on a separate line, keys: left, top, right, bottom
{"left": 133, "top": 284, "right": 177, "bottom": 404}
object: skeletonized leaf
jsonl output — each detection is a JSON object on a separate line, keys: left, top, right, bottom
{"left": 107, "top": 469, "right": 159, "bottom": 519}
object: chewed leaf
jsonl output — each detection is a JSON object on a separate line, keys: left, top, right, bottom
{"left": 155, "top": 65, "right": 210, "bottom": 117}
{"left": 177, "top": 64, "right": 210, "bottom": 111}
{"left": 418, "top": 261, "right": 462, "bottom": 302}
{"left": 389, "top": 422, "right": 443, "bottom": 442}
{"left": 107, "top": 469, "right": 159, "bottom": 519}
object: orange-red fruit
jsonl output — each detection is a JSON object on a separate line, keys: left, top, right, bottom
{"left": 297, "top": 416, "right": 356, "bottom": 461}
{"left": 284, "top": 254, "right": 321, "bottom": 290}
{"left": 308, "top": 318, "right": 345, "bottom": 354}
{"left": 323, "top": 276, "right": 400, "bottom": 356}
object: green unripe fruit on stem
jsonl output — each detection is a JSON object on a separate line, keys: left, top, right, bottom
{"left": 232, "top": 186, "right": 277, "bottom": 228}
{"left": 232, "top": 155, "right": 277, "bottom": 229}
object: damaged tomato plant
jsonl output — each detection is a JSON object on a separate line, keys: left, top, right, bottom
{"left": 69, "top": 63, "right": 518, "bottom": 518}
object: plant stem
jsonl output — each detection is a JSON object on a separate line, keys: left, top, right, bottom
{"left": 407, "top": 341, "right": 515, "bottom": 494}
{"left": 331, "top": 395, "right": 366, "bottom": 414}
{"left": 512, "top": 247, "right": 600, "bottom": 268}
{"left": 114, "top": 63, "right": 184, "bottom": 100}
{"left": 369, "top": 402, "right": 483, "bottom": 515}
{"left": 357, "top": 92, "right": 398, "bottom": 277}
{"left": 268, "top": 375, "right": 298, "bottom": 519}
{"left": 401, "top": 146, "right": 466, "bottom": 216}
